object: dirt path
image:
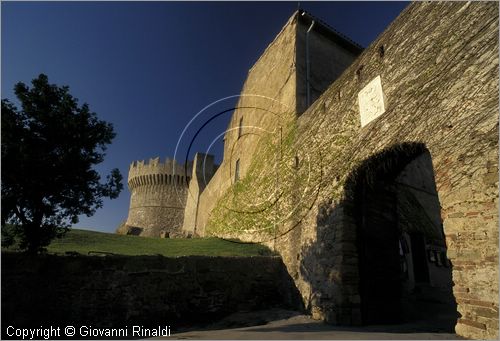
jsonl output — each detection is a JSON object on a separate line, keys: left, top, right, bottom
{"left": 160, "top": 310, "right": 460, "bottom": 340}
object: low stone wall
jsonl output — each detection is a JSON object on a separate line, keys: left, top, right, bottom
{"left": 2, "top": 253, "right": 301, "bottom": 336}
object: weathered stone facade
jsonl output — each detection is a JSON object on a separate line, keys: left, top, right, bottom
{"left": 122, "top": 3, "right": 499, "bottom": 339}
{"left": 193, "top": 10, "right": 362, "bottom": 237}
{"left": 182, "top": 153, "right": 218, "bottom": 235}
{"left": 119, "top": 155, "right": 217, "bottom": 237}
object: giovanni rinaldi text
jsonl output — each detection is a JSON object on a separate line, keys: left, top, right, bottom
{"left": 5, "top": 325, "right": 172, "bottom": 339}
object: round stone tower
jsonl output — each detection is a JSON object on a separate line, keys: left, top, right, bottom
{"left": 120, "top": 157, "right": 193, "bottom": 237}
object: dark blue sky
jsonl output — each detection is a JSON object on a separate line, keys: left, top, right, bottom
{"left": 2, "top": 1, "right": 408, "bottom": 233}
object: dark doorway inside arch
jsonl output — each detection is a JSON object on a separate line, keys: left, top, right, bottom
{"left": 353, "top": 145, "right": 457, "bottom": 330}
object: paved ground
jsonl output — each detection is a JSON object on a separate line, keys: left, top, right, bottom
{"left": 161, "top": 310, "right": 460, "bottom": 340}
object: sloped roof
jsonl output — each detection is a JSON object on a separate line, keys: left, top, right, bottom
{"left": 298, "top": 9, "right": 364, "bottom": 55}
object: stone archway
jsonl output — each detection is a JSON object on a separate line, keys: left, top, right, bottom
{"left": 346, "top": 143, "right": 457, "bottom": 329}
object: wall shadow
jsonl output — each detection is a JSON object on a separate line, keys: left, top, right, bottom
{"left": 1, "top": 252, "right": 303, "bottom": 339}
{"left": 299, "top": 142, "right": 459, "bottom": 332}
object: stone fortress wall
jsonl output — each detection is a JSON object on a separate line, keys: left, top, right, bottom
{"left": 122, "top": 3, "right": 499, "bottom": 339}
{"left": 194, "top": 3, "right": 499, "bottom": 339}
{"left": 120, "top": 157, "right": 192, "bottom": 237}
{"left": 119, "top": 154, "right": 218, "bottom": 237}
{"left": 193, "top": 10, "right": 362, "bottom": 236}
{"left": 122, "top": 10, "right": 361, "bottom": 238}
{"left": 182, "top": 153, "right": 218, "bottom": 235}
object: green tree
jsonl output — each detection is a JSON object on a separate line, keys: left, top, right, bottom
{"left": 1, "top": 74, "right": 123, "bottom": 253}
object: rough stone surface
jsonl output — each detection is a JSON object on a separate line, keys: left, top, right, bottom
{"left": 195, "top": 10, "right": 361, "bottom": 236}
{"left": 182, "top": 153, "right": 218, "bottom": 236}
{"left": 195, "top": 3, "right": 498, "bottom": 339}
{"left": 121, "top": 155, "right": 217, "bottom": 238}
{"left": 118, "top": 3, "right": 498, "bottom": 339}
{"left": 1, "top": 253, "right": 301, "bottom": 333}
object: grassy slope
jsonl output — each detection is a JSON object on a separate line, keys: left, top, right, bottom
{"left": 6, "top": 229, "right": 274, "bottom": 257}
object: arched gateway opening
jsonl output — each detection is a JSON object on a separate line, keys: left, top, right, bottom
{"left": 349, "top": 143, "right": 457, "bottom": 330}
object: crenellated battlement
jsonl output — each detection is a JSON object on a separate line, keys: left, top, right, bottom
{"left": 128, "top": 157, "right": 193, "bottom": 190}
